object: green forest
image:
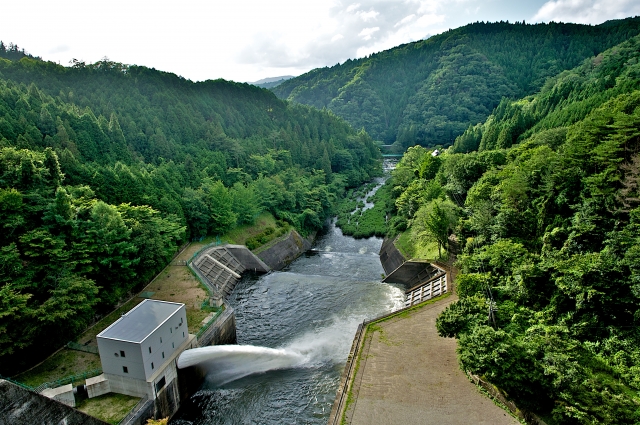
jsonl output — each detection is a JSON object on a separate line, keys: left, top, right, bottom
{"left": 274, "top": 18, "right": 640, "bottom": 150}
{"left": 382, "top": 34, "right": 640, "bottom": 423}
{"left": 2, "top": 16, "right": 640, "bottom": 423}
{"left": 0, "top": 46, "right": 380, "bottom": 371}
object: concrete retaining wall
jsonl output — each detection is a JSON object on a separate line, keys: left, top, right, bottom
{"left": 383, "top": 260, "right": 440, "bottom": 287}
{"left": 40, "top": 383, "right": 75, "bottom": 407}
{"left": 154, "top": 378, "right": 180, "bottom": 419}
{"left": 85, "top": 374, "right": 110, "bottom": 399}
{"left": 225, "top": 245, "right": 270, "bottom": 273}
{"left": 0, "top": 379, "right": 108, "bottom": 425}
{"left": 379, "top": 235, "right": 441, "bottom": 288}
{"left": 257, "top": 230, "right": 314, "bottom": 271}
{"left": 379, "top": 236, "right": 406, "bottom": 276}
{"left": 119, "top": 398, "right": 154, "bottom": 425}
{"left": 197, "top": 305, "right": 237, "bottom": 347}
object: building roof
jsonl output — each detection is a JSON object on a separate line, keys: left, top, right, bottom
{"left": 97, "top": 299, "right": 184, "bottom": 343}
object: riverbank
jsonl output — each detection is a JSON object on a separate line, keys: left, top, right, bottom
{"left": 168, "top": 219, "right": 403, "bottom": 424}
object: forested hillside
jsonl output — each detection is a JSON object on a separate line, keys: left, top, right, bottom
{"left": 0, "top": 52, "right": 380, "bottom": 371}
{"left": 385, "top": 34, "right": 640, "bottom": 423}
{"left": 274, "top": 18, "right": 640, "bottom": 150}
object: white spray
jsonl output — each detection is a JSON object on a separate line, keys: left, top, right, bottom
{"left": 177, "top": 311, "right": 391, "bottom": 386}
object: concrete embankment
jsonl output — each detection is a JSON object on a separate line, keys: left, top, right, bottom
{"left": 379, "top": 235, "right": 441, "bottom": 288}
{"left": 329, "top": 237, "right": 532, "bottom": 425}
{"left": 195, "top": 305, "right": 237, "bottom": 347}
{"left": 256, "top": 229, "right": 314, "bottom": 271}
{"left": 332, "top": 296, "right": 519, "bottom": 425}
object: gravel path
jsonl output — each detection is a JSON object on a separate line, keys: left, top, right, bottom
{"left": 345, "top": 295, "right": 519, "bottom": 425}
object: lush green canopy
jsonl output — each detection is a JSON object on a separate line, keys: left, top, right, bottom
{"left": 388, "top": 35, "right": 640, "bottom": 423}
{"left": 0, "top": 50, "right": 381, "bottom": 372}
{"left": 274, "top": 18, "right": 640, "bottom": 150}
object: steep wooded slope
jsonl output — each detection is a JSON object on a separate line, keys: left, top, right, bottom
{"left": 274, "top": 18, "right": 640, "bottom": 149}
{"left": 386, "top": 35, "right": 640, "bottom": 424}
{"left": 0, "top": 53, "right": 380, "bottom": 372}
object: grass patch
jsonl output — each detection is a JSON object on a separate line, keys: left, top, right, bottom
{"left": 252, "top": 228, "right": 295, "bottom": 255}
{"left": 395, "top": 231, "right": 440, "bottom": 260}
{"left": 220, "top": 212, "right": 278, "bottom": 245}
{"left": 14, "top": 349, "right": 101, "bottom": 387}
{"left": 336, "top": 181, "right": 392, "bottom": 239}
{"left": 77, "top": 392, "right": 141, "bottom": 425}
{"left": 244, "top": 220, "right": 290, "bottom": 250}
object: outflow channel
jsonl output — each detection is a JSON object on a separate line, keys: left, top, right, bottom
{"left": 171, "top": 222, "right": 404, "bottom": 425}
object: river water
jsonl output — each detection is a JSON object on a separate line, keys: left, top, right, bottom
{"left": 172, "top": 165, "right": 402, "bottom": 425}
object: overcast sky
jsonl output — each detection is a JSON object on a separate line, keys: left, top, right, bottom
{"left": 2, "top": 0, "right": 640, "bottom": 83}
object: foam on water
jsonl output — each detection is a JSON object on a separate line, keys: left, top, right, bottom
{"left": 177, "top": 312, "right": 374, "bottom": 386}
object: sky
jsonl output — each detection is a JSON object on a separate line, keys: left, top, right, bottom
{"left": 2, "top": 0, "right": 640, "bottom": 83}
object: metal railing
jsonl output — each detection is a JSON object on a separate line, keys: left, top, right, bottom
{"left": 31, "top": 368, "right": 103, "bottom": 393}
{"left": 66, "top": 341, "right": 99, "bottom": 354}
{"left": 1, "top": 368, "right": 103, "bottom": 394}
{"left": 0, "top": 375, "right": 35, "bottom": 392}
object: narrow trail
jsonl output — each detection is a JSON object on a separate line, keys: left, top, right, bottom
{"left": 344, "top": 294, "right": 519, "bottom": 425}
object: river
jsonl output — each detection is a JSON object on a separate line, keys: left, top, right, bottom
{"left": 172, "top": 166, "right": 402, "bottom": 424}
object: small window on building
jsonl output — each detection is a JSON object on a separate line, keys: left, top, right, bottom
{"left": 160, "top": 337, "right": 162, "bottom": 343}
{"left": 123, "top": 366, "right": 128, "bottom": 373}
{"left": 155, "top": 376, "right": 166, "bottom": 393}
{"left": 172, "top": 342, "right": 175, "bottom": 348}
{"left": 183, "top": 331, "right": 185, "bottom": 338}
{"left": 181, "top": 317, "right": 183, "bottom": 324}
{"left": 149, "top": 347, "right": 152, "bottom": 354}
{"left": 120, "top": 350, "right": 125, "bottom": 358}
{"left": 151, "top": 362, "right": 154, "bottom": 370}
{"left": 162, "top": 352, "right": 165, "bottom": 359}
{"left": 170, "top": 327, "right": 172, "bottom": 334}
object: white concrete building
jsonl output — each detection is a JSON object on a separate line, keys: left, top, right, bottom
{"left": 93, "top": 299, "right": 197, "bottom": 399}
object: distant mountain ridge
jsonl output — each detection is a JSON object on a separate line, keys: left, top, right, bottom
{"left": 250, "top": 75, "right": 295, "bottom": 89}
{"left": 272, "top": 18, "right": 640, "bottom": 149}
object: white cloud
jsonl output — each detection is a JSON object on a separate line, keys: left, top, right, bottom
{"left": 12, "top": 0, "right": 635, "bottom": 82}
{"left": 533, "top": 0, "right": 640, "bottom": 24}
{"left": 235, "top": 0, "right": 453, "bottom": 77}
{"left": 416, "top": 13, "right": 446, "bottom": 27}
{"left": 396, "top": 14, "right": 416, "bottom": 27}
{"left": 358, "top": 10, "right": 380, "bottom": 21}
{"left": 359, "top": 27, "right": 381, "bottom": 40}
{"left": 47, "top": 45, "right": 69, "bottom": 55}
